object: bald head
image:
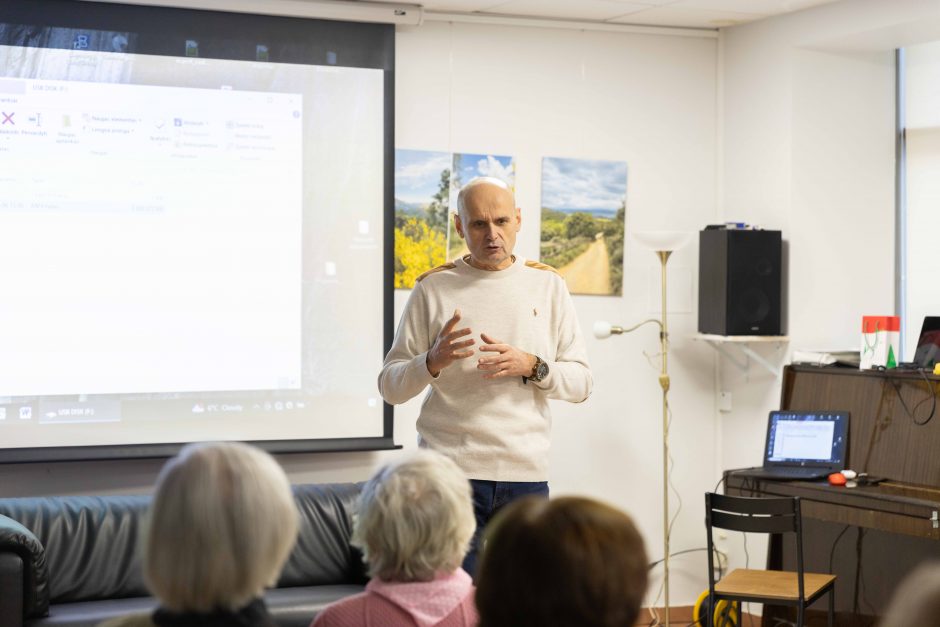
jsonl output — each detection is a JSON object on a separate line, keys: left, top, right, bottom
{"left": 457, "top": 177, "right": 514, "bottom": 219}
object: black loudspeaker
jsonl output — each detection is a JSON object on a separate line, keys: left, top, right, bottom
{"left": 698, "top": 229, "right": 782, "bottom": 336}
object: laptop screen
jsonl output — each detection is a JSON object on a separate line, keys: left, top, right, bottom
{"left": 765, "top": 411, "right": 849, "bottom": 466}
{"left": 913, "top": 316, "right": 940, "bottom": 369}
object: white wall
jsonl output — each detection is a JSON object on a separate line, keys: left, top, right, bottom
{"left": 903, "top": 41, "right": 940, "bottom": 357}
{"left": 395, "top": 21, "right": 719, "bottom": 606}
{"left": 0, "top": 17, "right": 722, "bottom": 607}
{"left": 718, "top": 0, "right": 940, "bottom": 585}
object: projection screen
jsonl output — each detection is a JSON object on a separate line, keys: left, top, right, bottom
{"left": 0, "top": 0, "right": 395, "bottom": 462}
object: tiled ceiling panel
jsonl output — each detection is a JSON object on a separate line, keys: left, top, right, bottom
{"left": 482, "top": 0, "right": 652, "bottom": 21}
{"left": 354, "top": 0, "right": 842, "bottom": 28}
{"left": 609, "top": 5, "right": 766, "bottom": 27}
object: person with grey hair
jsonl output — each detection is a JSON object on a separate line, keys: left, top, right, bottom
{"left": 378, "top": 176, "right": 593, "bottom": 575}
{"left": 99, "top": 441, "right": 299, "bottom": 627}
{"left": 311, "top": 450, "right": 478, "bottom": 627}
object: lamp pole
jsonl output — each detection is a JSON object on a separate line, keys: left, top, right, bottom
{"left": 657, "top": 250, "right": 672, "bottom": 627}
{"left": 594, "top": 231, "right": 689, "bottom": 627}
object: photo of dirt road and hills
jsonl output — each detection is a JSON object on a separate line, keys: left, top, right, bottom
{"left": 540, "top": 157, "right": 627, "bottom": 296}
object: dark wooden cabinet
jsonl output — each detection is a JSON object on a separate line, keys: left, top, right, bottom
{"left": 725, "top": 365, "right": 940, "bottom": 625}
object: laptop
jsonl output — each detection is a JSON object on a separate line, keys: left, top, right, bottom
{"left": 912, "top": 316, "right": 940, "bottom": 370}
{"left": 733, "top": 410, "right": 849, "bottom": 481}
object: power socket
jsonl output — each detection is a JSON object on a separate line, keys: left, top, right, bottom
{"left": 714, "top": 532, "right": 730, "bottom": 572}
{"left": 718, "top": 391, "right": 732, "bottom": 412}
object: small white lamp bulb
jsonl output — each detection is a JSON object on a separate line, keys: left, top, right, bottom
{"left": 594, "top": 320, "right": 613, "bottom": 339}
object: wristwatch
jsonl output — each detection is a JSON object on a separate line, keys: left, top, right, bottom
{"left": 524, "top": 355, "right": 549, "bottom": 384}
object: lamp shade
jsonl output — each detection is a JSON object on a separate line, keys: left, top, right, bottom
{"left": 633, "top": 231, "right": 692, "bottom": 253}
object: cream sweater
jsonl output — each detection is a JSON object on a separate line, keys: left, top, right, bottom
{"left": 378, "top": 256, "right": 592, "bottom": 481}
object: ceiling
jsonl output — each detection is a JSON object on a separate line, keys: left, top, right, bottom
{"left": 360, "top": 0, "right": 842, "bottom": 29}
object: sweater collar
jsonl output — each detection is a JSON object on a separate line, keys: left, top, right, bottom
{"left": 457, "top": 254, "right": 524, "bottom": 279}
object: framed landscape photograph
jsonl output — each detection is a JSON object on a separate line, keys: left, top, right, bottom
{"left": 540, "top": 157, "right": 627, "bottom": 296}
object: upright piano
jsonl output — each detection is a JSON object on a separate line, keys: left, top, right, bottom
{"left": 725, "top": 365, "right": 940, "bottom": 625}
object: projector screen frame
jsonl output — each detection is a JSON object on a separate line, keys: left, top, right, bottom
{"left": 0, "top": 0, "right": 398, "bottom": 463}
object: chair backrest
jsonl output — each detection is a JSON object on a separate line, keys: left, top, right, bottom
{"left": 707, "top": 492, "right": 800, "bottom": 534}
{"left": 704, "top": 492, "right": 805, "bottom": 599}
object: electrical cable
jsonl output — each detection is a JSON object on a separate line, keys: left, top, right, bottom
{"left": 853, "top": 527, "right": 862, "bottom": 617}
{"left": 644, "top": 352, "right": 680, "bottom": 627}
{"left": 666, "top": 402, "right": 682, "bottom": 551}
{"left": 713, "top": 474, "right": 726, "bottom": 494}
{"left": 886, "top": 369, "right": 936, "bottom": 426}
{"left": 648, "top": 547, "right": 707, "bottom": 568}
{"left": 857, "top": 528, "right": 877, "bottom": 624}
{"left": 742, "top": 532, "right": 751, "bottom": 626}
{"left": 743, "top": 532, "right": 749, "bottom": 569}
{"left": 648, "top": 547, "right": 728, "bottom": 577}
{"left": 828, "top": 524, "right": 851, "bottom": 576}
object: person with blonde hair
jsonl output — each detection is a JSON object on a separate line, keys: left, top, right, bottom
{"left": 311, "top": 450, "right": 478, "bottom": 627}
{"left": 101, "top": 441, "right": 299, "bottom": 627}
{"left": 475, "top": 496, "right": 648, "bottom": 627}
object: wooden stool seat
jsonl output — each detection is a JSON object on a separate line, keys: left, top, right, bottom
{"left": 716, "top": 568, "right": 836, "bottom": 602}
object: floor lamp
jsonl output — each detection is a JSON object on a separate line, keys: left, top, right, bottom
{"left": 594, "top": 231, "right": 691, "bottom": 627}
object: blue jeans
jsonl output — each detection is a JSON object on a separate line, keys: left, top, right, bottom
{"left": 462, "top": 479, "right": 549, "bottom": 578}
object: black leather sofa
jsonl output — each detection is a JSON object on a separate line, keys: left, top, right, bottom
{"left": 0, "top": 483, "right": 367, "bottom": 627}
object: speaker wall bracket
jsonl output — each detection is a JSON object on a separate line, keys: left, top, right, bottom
{"left": 695, "top": 334, "right": 789, "bottom": 377}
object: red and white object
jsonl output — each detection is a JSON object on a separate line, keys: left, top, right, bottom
{"left": 860, "top": 316, "right": 900, "bottom": 370}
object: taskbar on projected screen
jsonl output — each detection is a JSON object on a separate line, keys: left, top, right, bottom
{"left": 0, "top": 392, "right": 382, "bottom": 430}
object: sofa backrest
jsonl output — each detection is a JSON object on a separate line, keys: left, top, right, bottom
{"left": 280, "top": 483, "right": 368, "bottom": 588}
{"left": 0, "top": 482, "right": 366, "bottom": 614}
{"left": 0, "top": 494, "right": 150, "bottom": 605}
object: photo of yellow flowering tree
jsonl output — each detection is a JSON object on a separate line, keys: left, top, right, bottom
{"left": 394, "top": 149, "right": 450, "bottom": 289}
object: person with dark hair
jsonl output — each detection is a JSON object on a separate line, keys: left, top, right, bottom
{"left": 475, "top": 496, "right": 647, "bottom": 627}
{"left": 881, "top": 561, "right": 940, "bottom": 627}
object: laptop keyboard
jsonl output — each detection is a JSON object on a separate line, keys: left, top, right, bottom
{"left": 734, "top": 467, "right": 831, "bottom": 480}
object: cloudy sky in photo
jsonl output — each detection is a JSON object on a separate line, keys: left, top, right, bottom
{"left": 395, "top": 149, "right": 451, "bottom": 204}
{"left": 541, "top": 157, "right": 627, "bottom": 211}
{"left": 453, "top": 153, "right": 515, "bottom": 188}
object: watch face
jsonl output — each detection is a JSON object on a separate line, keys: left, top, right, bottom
{"left": 535, "top": 360, "right": 549, "bottom": 381}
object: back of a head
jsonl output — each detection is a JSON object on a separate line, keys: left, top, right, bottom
{"left": 881, "top": 561, "right": 940, "bottom": 627}
{"left": 476, "top": 496, "right": 648, "bottom": 627}
{"left": 353, "top": 449, "right": 475, "bottom": 582}
{"left": 145, "top": 441, "right": 299, "bottom": 613}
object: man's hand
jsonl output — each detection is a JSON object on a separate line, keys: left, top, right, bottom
{"left": 477, "top": 333, "right": 536, "bottom": 380}
{"left": 426, "top": 309, "right": 475, "bottom": 377}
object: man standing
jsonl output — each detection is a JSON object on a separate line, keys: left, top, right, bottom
{"left": 378, "top": 177, "right": 592, "bottom": 574}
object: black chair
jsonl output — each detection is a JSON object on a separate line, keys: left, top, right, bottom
{"left": 704, "top": 493, "right": 835, "bottom": 627}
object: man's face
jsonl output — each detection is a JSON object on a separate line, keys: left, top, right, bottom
{"left": 455, "top": 183, "right": 521, "bottom": 271}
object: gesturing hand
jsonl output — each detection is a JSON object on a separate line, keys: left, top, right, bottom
{"left": 477, "top": 333, "right": 536, "bottom": 380}
{"left": 426, "top": 309, "right": 475, "bottom": 377}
